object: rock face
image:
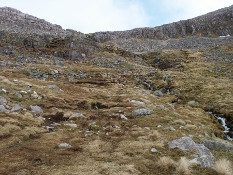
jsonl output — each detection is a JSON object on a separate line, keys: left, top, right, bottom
{"left": 201, "top": 140, "right": 233, "bottom": 152}
{"left": 92, "top": 5, "right": 233, "bottom": 42}
{"left": 168, "top": 137, "right": 215, "bottom": 167}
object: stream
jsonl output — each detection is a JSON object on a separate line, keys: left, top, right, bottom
{"left": 209, "top": 112, "right": 233, "bottom": 141}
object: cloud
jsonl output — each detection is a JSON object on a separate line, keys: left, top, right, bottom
{"left": 1, "top": 0, "right": 149, "bottom": 33}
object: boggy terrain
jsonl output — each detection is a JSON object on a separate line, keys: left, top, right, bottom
{"left": 0, "top": 6, "right": 233, "bottom": 175}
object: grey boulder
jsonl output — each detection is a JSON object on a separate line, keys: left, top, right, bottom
{"left": 168, "top": 136, "right": 215, "bottom": 167}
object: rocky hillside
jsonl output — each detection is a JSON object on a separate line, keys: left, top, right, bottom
{"left": 0, "top": 7, "right": 98, "bottom": 59}
{"left": 92, "top": 5, "right": 233, "bottom": 42}
{"left": 0, "top": 5, "right": 233, "bottom": 175}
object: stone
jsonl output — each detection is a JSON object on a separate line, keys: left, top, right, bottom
{"left": 151, "top": 147, "right": 158, "bottom": 153}
{"left": 30, "top": 105, "right": 43, "bottom": 113}
{"left": 0, "top": 105, "right": 9, "bottom": 113}
{"left": 168, "top": 136, "right": 215, "bottom": 167}
{"left": 120, "top": 114, "right": 128, "bottom": 120}
{"left": 31, "top": 91, "right": 40, "bottom": 99}
{"left": 48, "top": 85, "right": 64, "bottom": 93}
{"left": 26, "top": 83, "right": 32, "bottom": 88}
{"left": 64, "top": 123, "right": 78, "bottom": 128}
{"left": 58, "top": 143, "right": 72, "bottom": 149}
{"left": 154, "top": 90, "right": 163, "bottom": 97}
{"left": 0, "top": 89, "right": 7, "bottom": 94}
{"left": 11, "top": 104, "right": 21, "bottom": 112}
{"left": 170, "top": 126, "right": 176, "bottom": 131}
{"left": 54, "top": 59, "right": 64, "bottom": 66}
{"left": 70, "top": 113, "right": 85, "bottom": 119}
{"left": 0, "top": 96, "right": 7, "bottom": 105}
{"left": 15, "top": 92, "right": 22, "bottom": 98}
{"left": 201, "top": 140, "right": 233, "bottom": 152}
{"left": 132, "top": 108, "right": 152, "bottom": 116}
{"left": 157, "top": 105, "right": 168, "bottom": 111}
{"left": 187, "top": 100, "right": 199, "bottom": 107}
{"left": 130, "top": 100, "right": 145, "bottom": 106}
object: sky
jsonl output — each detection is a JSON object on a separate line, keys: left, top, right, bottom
{"left": 1, "top": 0, "right": 233, "bottom": 33}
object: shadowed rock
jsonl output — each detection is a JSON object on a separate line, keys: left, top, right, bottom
{"left": 201, "top": 140, "right": 233, "bottom": 152}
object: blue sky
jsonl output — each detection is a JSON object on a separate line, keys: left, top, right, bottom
{"left": 1, "top": 0, "right": 233, "bottom": 33}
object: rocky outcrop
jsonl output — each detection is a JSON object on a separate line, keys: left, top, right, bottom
{"left": 92, "top": 5, "right": 233, "bottom": 42}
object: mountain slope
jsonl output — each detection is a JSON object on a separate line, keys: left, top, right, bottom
{"left": 0, "top": 5, "right": 233, "bottom": 175}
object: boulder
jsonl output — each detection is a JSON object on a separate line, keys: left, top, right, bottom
{"left": 201, "top": 140, "right": 233, "bottom": 152}
{"left": 168, "top": 136, "right": 215, "bottom": 167}
{"left": 132, "top": 108, "right": 152, "bottom": 116}
{"left": 30, "top": 105, "right": 43, "bottom": 113}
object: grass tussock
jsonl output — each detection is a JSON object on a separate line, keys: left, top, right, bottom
{"left": 214, "top": 159, "right": 233, "bottom": 175}
{"left": 157, "top": 156, "right": 192, "bottom": 174}
{"left": 157, "top": 156, "right": 176, "bottom": 170}
{"left": 176, "top": 157, "right": 192, "bottom": 175}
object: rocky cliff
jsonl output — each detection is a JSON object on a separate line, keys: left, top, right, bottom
{"left": 0, "top": 7, "right": 98, "bottom": 59}
{"left": 92, "top": 5, "right": 233, "bottom": 42}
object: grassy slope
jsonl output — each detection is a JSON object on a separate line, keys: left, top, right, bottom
{"left": 0, "top": 48, "right": 232, "bottom": 175}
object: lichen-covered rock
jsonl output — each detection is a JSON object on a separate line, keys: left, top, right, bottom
{"left": 168, "top": 137, "right": 215, "bottom": 167}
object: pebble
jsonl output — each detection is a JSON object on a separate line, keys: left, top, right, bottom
{"left": 58, "top": 143, "right": 72, "bottom": 149}
{"left": 120, "top": 114, "right": 128, "bottom": 120}
{"left": 64, "top": 123, "right": 78, "bottom": 128}
{"left": 151, "top": 147, "right": 158, "bottom": 153}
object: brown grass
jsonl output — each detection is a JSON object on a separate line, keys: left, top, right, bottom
{"left": 214, "top": 159, "right": 233, "bottom": 175}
